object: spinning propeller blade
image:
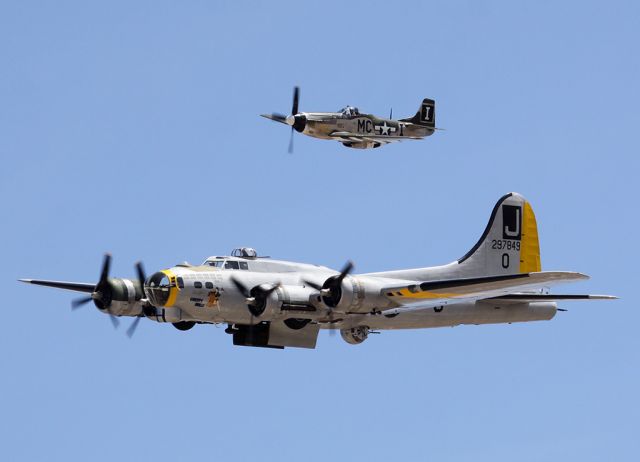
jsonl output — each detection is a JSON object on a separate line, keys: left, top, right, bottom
{"left": 288, "top": 128, "right": 294, "bottom": 154}
{"left": 126, "top": 316, "right": 142, "bottom": 338}
{"left": 71, "top": 296, "right": 93, "bottom": 310}
{"left": 304, "top": 260, "right": 354, "bottom": 337}
{"left": 292, "top": 86, "right": 300, "bottom": 116}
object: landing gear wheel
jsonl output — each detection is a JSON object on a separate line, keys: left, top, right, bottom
{"left": 172, "top": 321, "right": 196, "bottom": 331}
{"left": 283, "top": 318, "right": 311, "bottom": 330}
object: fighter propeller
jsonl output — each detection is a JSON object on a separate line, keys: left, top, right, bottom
{"left": 262, "top": 86, "right": 306, "bottom": 153}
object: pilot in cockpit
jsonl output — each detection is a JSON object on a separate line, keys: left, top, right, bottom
{"left": 340, "top": 106, "right": 360, "bottom": 118}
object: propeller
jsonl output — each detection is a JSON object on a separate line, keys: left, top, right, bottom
{"left": 126, "top": 316, "right": 142, "bottom": 338}
{"left": 291, "top": 85, "right": 299, "bottom": 115}
{"left": 230, "top": 277, "right": 280, "bottom": 346}
{"left": 304, "top": 260, "right": 353, "bottom": 307}
{"left": 71, "top": 253, "right": 120, "bottom": 328}
{"left": 125, "top": 261, "right": 149, "bottom": 338}
{"left": 71, "top": 295, "right": 93, "bottom": 310}
{"left": 230, "top": 277, "right": 280, "bottom": 318}
{"left": 288, "top": 128, "right": 295, "bottom": 154}
{"left": 303, "top": 260, "right": 354, "bottom": 336}
{"left": 286, "top": 86, "right": 306, "bottom": 153}
{"left": 262, "top": 86, "right": 306, "bottom": 153}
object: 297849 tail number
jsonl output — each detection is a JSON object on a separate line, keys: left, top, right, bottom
{"left": 491, "top": 239, "right": 520, "bottom": 251}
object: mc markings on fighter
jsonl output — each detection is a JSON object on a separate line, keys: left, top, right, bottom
{"left": 261, "top": 87, "right": 439, "bottom": 152}
{"left": 20, "top": 193, "right": 615, "bottom": 349}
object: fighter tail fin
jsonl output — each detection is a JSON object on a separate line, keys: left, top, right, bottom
{"left": 400, "top": 98, "right": 435, "bottom": 128}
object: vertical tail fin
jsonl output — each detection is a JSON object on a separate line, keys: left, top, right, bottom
{"left": 457, "top": 193, "right": 541, "bottom": 276}
{"left": 400, "top": 98, "right": 435, "bottom": 128}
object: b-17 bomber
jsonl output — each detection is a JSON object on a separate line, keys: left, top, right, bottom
{"left": 261, "top": 87, "right": 438, "bottom": 151}
{"left": 20, "top": 193, "right": 614, "bottom": 349}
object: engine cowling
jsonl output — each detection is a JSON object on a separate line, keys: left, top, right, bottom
{"left": 96, "top": 278, "right": 145, "bottom": 317}
{"left": 279, "top": 285, "right": 320, "bottom": 310}
{"left": 340, "top": 326, "right": 369, "bottom": 345}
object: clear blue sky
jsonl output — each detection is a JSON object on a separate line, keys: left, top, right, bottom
{"left": 1, "top": 1, "right": 638, "bottom": 461}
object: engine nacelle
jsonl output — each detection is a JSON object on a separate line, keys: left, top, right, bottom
{"left": 238, "top": 284, "right": 319, "bottom": 321}
{"left": 340, "top": 326, "right": 369, "bottom": 345}
{"left": 96, "top": 278, "right": 144, "bottom": 317}
{"left": 278, "top": 285, "right": 320, "bottom": 310}
{"left": 330, "top": 276, "right": 393, "bottom": 314}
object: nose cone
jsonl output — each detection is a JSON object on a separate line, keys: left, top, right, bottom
{"left": 144, "top": 270, "right": 178, "bottom": 307}
{"left": 285, "top": 115, "right": 295, "bottom": 126}
{"left": 290, "top": 114, "right": 307, "bottom": 133}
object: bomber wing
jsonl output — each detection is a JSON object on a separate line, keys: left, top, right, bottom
{"left": 19, "top": 279, "right": 95, "bottom": 293}
{"left": 380, "top": 271, "right": 593, "bottom": 314}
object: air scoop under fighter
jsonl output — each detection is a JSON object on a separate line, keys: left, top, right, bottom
{"left": 19, "top": 193, "right": 615, "bottom": 349}
{"left": 261, "top": 86, "right": 439, "bottom": 151}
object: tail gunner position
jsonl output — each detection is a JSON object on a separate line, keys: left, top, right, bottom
{"left": 261, "top": 86, "right": 438, "bottom": 152}
{"left": 20, "top": 193, "right": 615, "bottom": 349}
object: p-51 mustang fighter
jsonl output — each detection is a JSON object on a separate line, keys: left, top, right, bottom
{"left": 20, "top": 193, "right": 614, "bottom": 349}
{"left": 261, "top": 87, "right": 437, "bottom": 151}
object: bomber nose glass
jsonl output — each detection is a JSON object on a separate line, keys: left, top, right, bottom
{"left": 145, "top": 272, "right": 171, "bottom": 306}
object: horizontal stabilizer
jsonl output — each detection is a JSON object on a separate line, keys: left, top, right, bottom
{"left": 381, "top": 271, "right": 590, "bottom": 315}
{"left": 488, "top": 294, "right": 617, "bottom": 302}
{"left": 382, "top": 272, "right": 588, "bottom": 299}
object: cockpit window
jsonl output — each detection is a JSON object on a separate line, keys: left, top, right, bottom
{"left": 339, "top": 106, "right": 360, "bottom": 117}
{"left": 224, "top": 260, "right": 240, "bottom": 270}
{"left": 205, "top": 260, "right": 224, "bottom": 268}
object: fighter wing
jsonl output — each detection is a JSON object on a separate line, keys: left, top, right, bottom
{"left": 260, "top": 113, "right": 289, "bottom": 125}
{"left": 381, "top": 271, "right": 590, "bottom": 314}
{"left": 329, "top": 131, "right": 424, "bottom": 143}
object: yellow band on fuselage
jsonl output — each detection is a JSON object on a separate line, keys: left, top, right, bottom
{"left": 161, "top": 269, "right": 179, "bottom": 307}
{"left": 397, "top": 288, "right": 460, "bottom": 299}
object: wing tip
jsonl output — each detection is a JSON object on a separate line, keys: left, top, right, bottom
{"left": 18, "top": 278, "right": 32, "bottom": 283}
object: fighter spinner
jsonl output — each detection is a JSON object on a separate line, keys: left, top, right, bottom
{"left": 261, "top": 87, "right": 438, "bottom": 151}
{"left": 20, "top": 193, "right": 614, "bottom": 349}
